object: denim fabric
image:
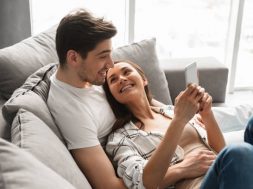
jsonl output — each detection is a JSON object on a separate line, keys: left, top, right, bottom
{"left": 244, "top": 116, "right": 253, "bottom": 144}
{"left": 200, "top": 143, "right": 253, "bottom": 189}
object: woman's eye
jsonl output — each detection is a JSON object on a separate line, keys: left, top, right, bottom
{"left": 124, "top": 69, "right": 130, "bottom": 75}
{"left": 110, "top": 78, "right": 116, "bottom": 83}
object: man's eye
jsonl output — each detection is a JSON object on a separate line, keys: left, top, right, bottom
{"left": 99, "top": 54, "right": 109, "bottom": 59}
{"left": 100, "top": 55, "right": 107, "bottom": 59}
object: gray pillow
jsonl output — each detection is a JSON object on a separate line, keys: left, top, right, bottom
{"left": 0, "top": 138, "right": 76, "bottom": 189}
{"left": 11, "top": 108, "right": 92, "bottom": 189}
{"left": 112, "top": 38, "right": 172, "bottom": 104}
{"left": 2, "top": 63, "right": 61, "bottom": 140}
{"left": 0, "top": 25, "right": 58, "bottom": 100}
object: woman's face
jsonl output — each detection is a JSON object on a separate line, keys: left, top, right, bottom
{"left": 106, "top": 62, "right": 147, "bottom": 104}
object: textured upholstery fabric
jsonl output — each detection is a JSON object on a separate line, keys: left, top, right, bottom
{"left": 0, "top": 138, "right": 76, "bottom": 189}
{"left": 161, "top": 57, "right": 228, "bottom": 103}
{"left": 2, "top": 63, "right": 62, "bottom": 140}
{"left": 0, "top": 98, "right": 9, "bottom": 140}
{"left": 11, "top": 109, "right": 92, "bottom": 189}
{"left": 112, "top": 38, "right": 172, "bottom": 104}
{"left": 0, "top": 25, "right": 58, "bottom": 100}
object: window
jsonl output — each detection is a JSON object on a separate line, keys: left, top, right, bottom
{"left": 30, "top": 0, "right": 127, "bottom": 47}
{"left": 135, "top": 0, "right": 230, "bottom": 62}
{"left": 234, "top": 0, "right": 253, "bottom": 88}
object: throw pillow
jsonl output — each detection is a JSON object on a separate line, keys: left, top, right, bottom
{"left": 0, "top": 138, "right": 76, "bottom": 189}
{"left": 11, "top": 108, "right": 92, "bottom": 189}
{"left": 2, "top": 63, "right": 61, "bottom": 140}
{"left": 0, "top": 25, "right": 58, "bottom": 99}
{"left": 112, "top": 38, "right": 172, "bottom": 104}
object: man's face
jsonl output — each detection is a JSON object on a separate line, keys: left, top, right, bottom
{"left": 77, "top": 39, "right": 114, "bottom": 85}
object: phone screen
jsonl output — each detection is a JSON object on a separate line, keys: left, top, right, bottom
{"left": 185, "top": 62, "right": 199, "bottom": 87}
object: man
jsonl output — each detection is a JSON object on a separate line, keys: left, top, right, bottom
{"left": 47, "top": 9, "right": 127, "bottom": 188}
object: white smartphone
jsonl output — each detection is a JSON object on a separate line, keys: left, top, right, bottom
{"left": 185, "top": 62, "right": 199, "bottom": 87}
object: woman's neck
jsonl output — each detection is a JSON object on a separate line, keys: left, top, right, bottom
{"left": 127, "top": 95, "right": 155, "bottom": 122}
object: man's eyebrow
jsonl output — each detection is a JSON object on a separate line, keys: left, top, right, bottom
{"left": 96, "top": 50, "right": 111, "bottom": 56}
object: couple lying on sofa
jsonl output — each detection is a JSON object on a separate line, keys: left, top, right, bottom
{"left": 47, "top": 9, "right": 253, "bottom": 189}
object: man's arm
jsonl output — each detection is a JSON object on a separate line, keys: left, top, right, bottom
{"left": 71, "top": 145, "right": 127, "bottom": 189}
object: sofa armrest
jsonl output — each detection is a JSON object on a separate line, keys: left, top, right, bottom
{"left": 161, "top": 57, "right": 228, "bottom": 104}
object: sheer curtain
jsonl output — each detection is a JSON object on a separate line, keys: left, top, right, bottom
{"left": 30, "top": 0, "right": 127, "bottom": 48}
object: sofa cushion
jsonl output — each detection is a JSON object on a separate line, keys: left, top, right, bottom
{"left": 0, "top": 97, "right": 10, "bottom": 140}
{"left": 212, "top": 104, "right": 253, "bottom": 133}
{"left": 2, "top": 63, "right": 62, "bottom": 140}
{"left": 11, "top": 108, "right": 92, "bottom": 189}
{"left": 112, "top": 38, "right": 172, "bottom": 104}
{"left": 0, "top": 25, "right": 58, "bottom": 100}
{"left": 0, "top": 138, "right": 76, "bottom": 189}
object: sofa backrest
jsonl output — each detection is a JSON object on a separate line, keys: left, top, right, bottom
{"left": 0, "top": 25, "right": 58, "bottom": 100}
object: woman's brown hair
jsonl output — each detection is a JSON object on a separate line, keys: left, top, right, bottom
{"left": 103, "top": 60, "right": 153, "bottom": 132}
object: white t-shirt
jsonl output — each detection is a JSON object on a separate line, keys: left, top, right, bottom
{"left": 47, "top": 73, "right": 116, "bottom": 149}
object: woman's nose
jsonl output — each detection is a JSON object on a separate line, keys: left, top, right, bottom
{"left": 119, "top": 75, "right": 127, "bottom": 84}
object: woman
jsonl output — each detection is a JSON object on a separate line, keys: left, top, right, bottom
{"left": 103, "top": 60, "right": 253, "bottom": 189}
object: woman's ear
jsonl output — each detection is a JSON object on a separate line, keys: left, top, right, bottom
{"left": 143, "top": 78, "right": 148, "bottom": 86}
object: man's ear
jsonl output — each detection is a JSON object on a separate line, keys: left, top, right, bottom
{"left": 66, "top": 50, "right": 79, "bottom": 67}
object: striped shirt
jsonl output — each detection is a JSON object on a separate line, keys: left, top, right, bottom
{"left": 106, "top": 105, "right": 211, "bottom": 189}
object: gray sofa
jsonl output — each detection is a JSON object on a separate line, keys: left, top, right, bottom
{"left": 0, "top": 25, "right": 248, "bottom": 188}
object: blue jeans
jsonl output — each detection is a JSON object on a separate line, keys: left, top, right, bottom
{"left": 244, "top": 116, "right": 253, "bottom": 145}
{"left": 200, "top": 117, "right": 253, "bottom": 189}
{"left": 200, "top": 143, "right": 253, "bottom": 189}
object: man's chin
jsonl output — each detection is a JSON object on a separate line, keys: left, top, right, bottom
{"left": 91, "top": 79, "right": 105, "bottom": 86}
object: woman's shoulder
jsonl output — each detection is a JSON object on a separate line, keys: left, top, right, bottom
{"left": 108, "top": 122, "right": 138, "bottom": 139}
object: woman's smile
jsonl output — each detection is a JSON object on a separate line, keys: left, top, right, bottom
{"left": 119, "top": 83, "right": 135, "bottom": 93}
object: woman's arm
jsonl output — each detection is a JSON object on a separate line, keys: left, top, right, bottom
{"left": 107, "top": 85, "right": 204, "bottom": 189}
{"left": 159, "top": 149, "right": 216, "bottom": 188}
{"left": 143, "top": 85, "right": 203, "bottom": 189}
{"left": 199, "top": 93, "right": 226, "bottom": 152}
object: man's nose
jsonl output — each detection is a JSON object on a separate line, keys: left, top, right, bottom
{"left": 106, "top": 56, "right": 114, "bottom": 69}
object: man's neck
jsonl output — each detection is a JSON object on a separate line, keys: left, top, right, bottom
{"left": 56, "top": 67, "right": 92, "bottom": 89}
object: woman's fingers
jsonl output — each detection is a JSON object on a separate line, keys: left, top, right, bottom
{"left": 199, "top": 93, "right": 213, "bottom": 112}
{"left": 185, "top": 84, "right": 205, "bottom": 103}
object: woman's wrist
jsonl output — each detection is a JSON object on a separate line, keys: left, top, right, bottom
{"left": 199, "top": 110, "right": 213, "bottom": 120}
{"left": 172, "top": 116, "right": 189, "bottom": 127}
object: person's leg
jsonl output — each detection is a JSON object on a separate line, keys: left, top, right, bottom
{"left": 244, "top": 116, "right": 253, "bottom": 144}
{"left": 200, "top": 143, "right": 253, "bottom": 189}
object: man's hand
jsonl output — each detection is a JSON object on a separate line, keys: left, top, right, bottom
{"left": 71, "top": 145, "right": 127, "bottom": 189}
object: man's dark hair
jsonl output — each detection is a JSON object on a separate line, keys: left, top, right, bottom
{"left": 56, "top": 9, "right": 117, "bottom": 66}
